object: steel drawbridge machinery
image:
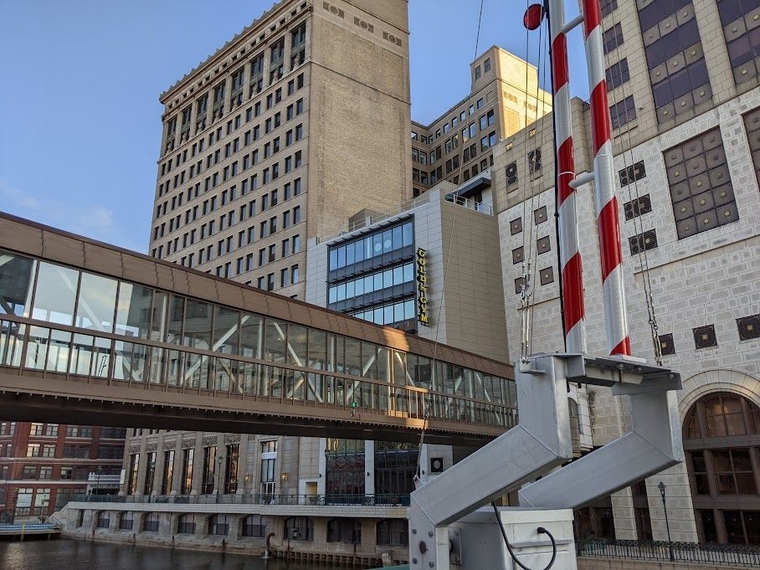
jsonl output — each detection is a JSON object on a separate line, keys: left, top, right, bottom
{"left": 407, "top": 1, "right": 684, "bottom": 568}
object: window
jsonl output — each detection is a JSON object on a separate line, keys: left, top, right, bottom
{"left": 693, "top": 324, "right": 718, "bottom": 349}
{"left": 665, "top": 128, "right": 737, "bottom": 239}
{"left": 684, "top": 393, "right": 760, "bottom": 544}
{"left": 249, "top": 53, "right": 264, "bottom": 96}
{"left": 638, "top": 2, "right": 710, "bottom": 123}
{"left": 284, "top": 517, "right": 314, "bottom": 541}
{"left": 659, "top": 333, "right": 676, "bottom": 356}
{"left": 208, "top": 514, "right": 230, "bottom": 536}
{"left": 270, "top": 37, "right": 285, "bottom": 83}
{"left": 291, "top": 22, "right": 306, "bottom": 69}
{"left": 505, "top": 161, "right": 518, "bottom": 186}
{"left": 119, "top": 512, "right": 135, "bottom": 530}
{"left": 609, "top": 96, "right": 636, "bottom": 129}
{"left": 619, "top": 160, "right": 646, "bottom": 187}
{"left": 717, "top": 1, "right": 760, "bottom": 85}
{"left": 537, "top": 236, "right": 551, "bottom": 255}
{"left": 143, "top": 513, "right": 159, "bottom": 532}
{"left": 242, "top": 514, "right": 266, "bottom": 537}
{"left": 737, "top": 314, "right": 760, "bottom": 341}
{"left": 529, "top": 148, "right": 542, "bottom": 173}
{"left": 377, "top": 519, "right": 409, "bottom": 546}
{"left": 195, "top": 94, "right": 208, "bottom": 133}
{"left": 327, "top": 518, "right": 361, "bottom": 543}
{"left": 96, "top": 511, "right": 110, "bottom": 529}
{"left": 605, "top": 59, "right": 630, "bottom": 91}
{"left": 231, "top": 68, "right": 244, "bottom": 107}
{"left": 628, "top": 229, "right": 658, "bottom": 255}
{"left": 623, "top": 194, "right": 652, "bottom": 220}
{"left": 534, "top": 206, "right": 548, "bottom": 225}
{"left": 600, "top": 0, "right": 617, "bottom": 17}
{"left": 212, "top": 82, "right": 225, "bottom": 120}
{"left": 602, "top": 23, "right": 624, "bottom": 53}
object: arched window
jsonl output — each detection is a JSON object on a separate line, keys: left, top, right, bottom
{"left": 208, "top": 514, "right": 230, "bottom": 536}
{"left": 284, "top": 517, "right": 313, "bottom": 541}
{"left": 118, "top": 511, "right": 134, "bottom": 530}
{"left": 377, "top": 519, "right": 408, "bottom": 546}
{"left": 177, "top": 514, "right": 197, "bottom": 534}
{"left": 242, "top": 514, "right": 266, "bottom": 537}
{"left": 96, "top": 511, "right": 110, "bottom": 529}
{"left": 684, "top": 392, "right": 760, "bottom": 544}
{"left": 327, "top": 518, "right": 361, "bottom": 543}
{"left": 143, "top": 512, "right": 159, "bottom": 532}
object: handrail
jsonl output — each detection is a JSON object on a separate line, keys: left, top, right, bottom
{"left": 576, "top": 538, "right": 760, "bottom": 568}
{"left": 71, "top": 492, "right": 411, "bottom": 507}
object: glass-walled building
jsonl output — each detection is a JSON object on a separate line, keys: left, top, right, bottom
{"left": 305, "top": 179, "right": 509, "bottom": 501}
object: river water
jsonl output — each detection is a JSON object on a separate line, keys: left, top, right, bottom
{"left": 0, "top": 539, "right": 355, "bottom": 570}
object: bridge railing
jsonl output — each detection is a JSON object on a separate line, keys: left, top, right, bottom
{"left": 72, "top": 493, "right": 410, "bottom": 507}
{"left": 576, "top": 539, "right": 760, "bottom": 567}
{"left": 0, "top": 316, "right": 516, "bottom": 429}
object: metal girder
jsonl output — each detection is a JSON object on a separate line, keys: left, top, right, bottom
{"left": 408, "top": 353, "right": 681, "bottom": 570}
{"left": 518, "top": 375, "right": 683, "bottom": 509}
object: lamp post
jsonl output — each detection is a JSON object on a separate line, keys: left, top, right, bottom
{"left": 244, "top": 472, "right": 252, "bottom": 502}
{"left": 95, "top": 465, "right": 102, "bottom": 497}
{"left": 216, "top": 455, "right": 225, "bottom": 504}
{"left": 657, "top": 481, "right": 675, "bottom": 562}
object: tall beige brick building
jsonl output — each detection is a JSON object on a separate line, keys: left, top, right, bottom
{"left": 149, "top": 0, "right": 411, "bottom": 298}
{"left": 410, "top": 46, "right": 552, "bottom": 198}
{"left": 494, "top": 0, "right": 760, "bottom": 546}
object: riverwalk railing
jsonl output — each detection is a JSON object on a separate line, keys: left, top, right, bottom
{"left": 576, "top": 539, "right": 760, "bottom": 567}
{"left": 72, "top": 493, "right": 410, "bottom": 507}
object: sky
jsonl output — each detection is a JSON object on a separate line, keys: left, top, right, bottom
{"left": 0, "top": 1, "right": 588, "bottom": 253}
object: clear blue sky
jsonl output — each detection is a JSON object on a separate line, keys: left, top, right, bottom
{"left": 0, "top": 1, "right": 588, "bottom": 253}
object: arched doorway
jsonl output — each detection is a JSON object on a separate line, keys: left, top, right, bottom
{"left": 683, "top": 392, "right": 760, "bottom": 544}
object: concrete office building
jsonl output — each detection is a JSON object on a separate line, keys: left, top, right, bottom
{"left": 492, "top": 0, "right": 760, "bottom": 545}
{"left": 410, "top": 46, "right": 552, "bottom": 198}
{"left": 149, "top": 0, "right": 411, "bottom": 294}
{"left": 300, "top": 180, "right": 511, "bottom": 514}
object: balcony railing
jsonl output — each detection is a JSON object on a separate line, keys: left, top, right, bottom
{"left": 71, "top": 493, "right": 410, "bottom": 507}
{"left": 576, "top": 539, "right": 760, "bottom": 568}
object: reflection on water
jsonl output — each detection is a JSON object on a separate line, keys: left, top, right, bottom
{"left": 0, "top": 539, "right": 351, "bottom": 570}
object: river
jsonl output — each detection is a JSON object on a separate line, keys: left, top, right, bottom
{"left": 0, "top": 539, "right": 358, "bottom": 570}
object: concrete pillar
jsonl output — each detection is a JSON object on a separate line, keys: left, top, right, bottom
{"left": 646, "top": 463, "right": 699, "bottom": 542}
{"left": 610, "top": 487, "right": 637, "bottom": 540}
{"left": 237, "top": 436, "right": 250, "bottom": 496}
{"left": 365, "top": 440, "right": 375, "bottom": 496}
{"left": 360, "top": 518, "right": 376, "bottom": 553}
{"left": 171, "top": 439, "right": 183, "bottom": 495}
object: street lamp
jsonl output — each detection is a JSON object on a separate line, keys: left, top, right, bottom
{"left": 657, "top": 481, "right": 675, "bottom": 562}
{"left": 95, "top": 465, "right": 102, "bottom": 497}
{"left": 216, "top": 455, "right": 225, "bottom": 504}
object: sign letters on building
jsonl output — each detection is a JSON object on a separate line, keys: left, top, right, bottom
{"left": 416, "top": 248, "right": 429, "bottom": 326}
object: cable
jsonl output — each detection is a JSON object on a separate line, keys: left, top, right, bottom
{"left": 491, "top": 501, "right": 558, "bottom": 570}
{"left": 474, "top": 0, "right": 486, "bottom": 60}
